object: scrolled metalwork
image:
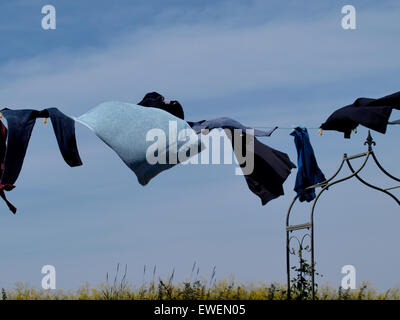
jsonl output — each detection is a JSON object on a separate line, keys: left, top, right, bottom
{"left": 285, "top": 130, "right": 400, "bottom": 300}
{"left": 288, "top": 233, "right": 312, "bottom": 255}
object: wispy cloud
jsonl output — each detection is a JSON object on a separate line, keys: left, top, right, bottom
{"left": 0, "top": 2, "right": 399, "bottom": 113}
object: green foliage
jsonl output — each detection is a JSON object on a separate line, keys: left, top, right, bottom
{"left": 1, "top": 264, "right": 398, "bottom": 300}
{"left": 1, "top": 288, "right": 7, "bottom": 300}
{"left": 2, "top": 279, "right": 399, "bottom": 300}
{"left": 290, "top": 246, "right": 322, "bottom": 300}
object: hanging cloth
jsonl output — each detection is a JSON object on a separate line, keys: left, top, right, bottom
{"left": 290, "top": 127, "right": 326, "bottom": 202}
{"left": 138, "top": 92, "right": 185, "bottom": 120}
{"left": 0, "top": 108, "right": 83, "bottom": 186}
{"left": 320, "top": 90, "right": 400, "bottom": 138}
{"left": 0, "top": 108, "right": 83, "bottom": 213}
{"left": 0, "top": 120, "right": 16, "bottom": 213}
{"left": 188, "top": 118, "right": 295, "bottom": 205}
{"left": 188, "top": 118, "right": 277, "bottom": 137}
{"left": 76, "top": 101, "right": 202, "bottom": 186}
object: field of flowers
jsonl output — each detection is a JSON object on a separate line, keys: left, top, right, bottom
{"left": 2, "top": 279, "right": 398, "bottom": 300}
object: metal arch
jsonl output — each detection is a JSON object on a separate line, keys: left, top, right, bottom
{"left": 286, "top": 149, "right": 370, "bottom": 299}
{"left": 371, "top": 152, "right": 400, "bottom": 183}
{"left": 286, "top": 131, "right": 400, "bottom": 300}
{"left": 345, "top": 157, "right": 400, "bottom": 206}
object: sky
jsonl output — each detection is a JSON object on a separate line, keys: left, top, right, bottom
{"left": 0, "top": 0, "right": 400, "bottom": 292}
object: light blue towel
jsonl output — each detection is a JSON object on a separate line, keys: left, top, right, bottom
{"left": 77, "top": 101, "right": 202, "bottom": 185}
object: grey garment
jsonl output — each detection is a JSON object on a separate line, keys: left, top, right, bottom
{"left": 187, "top": 117, "right": 278, "bottom": 136}
{"left": 187, "top": 118, "right": 295, "bottom": 205}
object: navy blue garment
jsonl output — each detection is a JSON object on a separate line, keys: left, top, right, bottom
{"left": 320, "top": 90, "right": 400, "bottom": 138}
{"left": 290, "top": 127, "right": 326, "bottom": 202}
{"left": 368, "top": 90, "right": 400, "bottom": 108}
{"left": 0, "top": 108, "right": 83, "bottom": 186}
{"left": 0, "top": 121, "right": 16, "bottom": 213}
{"left": 188, "top": 119, "right": 295, "bottom": 205}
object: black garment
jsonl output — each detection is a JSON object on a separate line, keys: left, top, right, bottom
{"left": 236, "top": 135, "right": 296, "bottom": 205}
{"left": 0, "top": 108, "right": 83, "bottom": 186}
{"left": 320, "top": 91, "right": 400, "bottom": 138}
{"left": 138, "top": 92, "right": 185, "bottom": 120}
{"left": 368, "top": 90, "right": 400, "bottom": 108}
{"left": 290, "top": 127, "right": 326, "bottom": 202}
{"left": 188, "top": 118, "right": 295, "bottom": 205}
{"left": 374, "top": 91, "right": 400, "bottom": 125}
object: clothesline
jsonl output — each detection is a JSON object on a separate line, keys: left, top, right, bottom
{"left": 0, "top": 89, "right": 398, "bottom": 214}
{"left": 254, "top": 126, "right": 358, "bottom": 135}
{"left": 255, "top": 126, "right": 321, "bottom": 130}
{"left": 0, "top": 118, "right": 348, "bottom": 132}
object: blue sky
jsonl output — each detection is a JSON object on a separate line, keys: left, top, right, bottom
{"left": 0, "top": 0, "right": 400, "bottom": 292}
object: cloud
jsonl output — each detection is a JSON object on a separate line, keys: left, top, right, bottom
{"left": 0, "top": 3, "right": 399, "bottom": 114}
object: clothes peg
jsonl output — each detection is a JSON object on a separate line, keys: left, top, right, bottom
{"left": 317, "top": 128, "right": 323, "bottom": 136}
{"left": 291, "top": 125, "right": 306, "bottom": 133}
{"left": 43, "top": 118, "right": 47, "bottom": 124}
{"left": 0, "top": 112, "right": 2, "bottom": 119}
